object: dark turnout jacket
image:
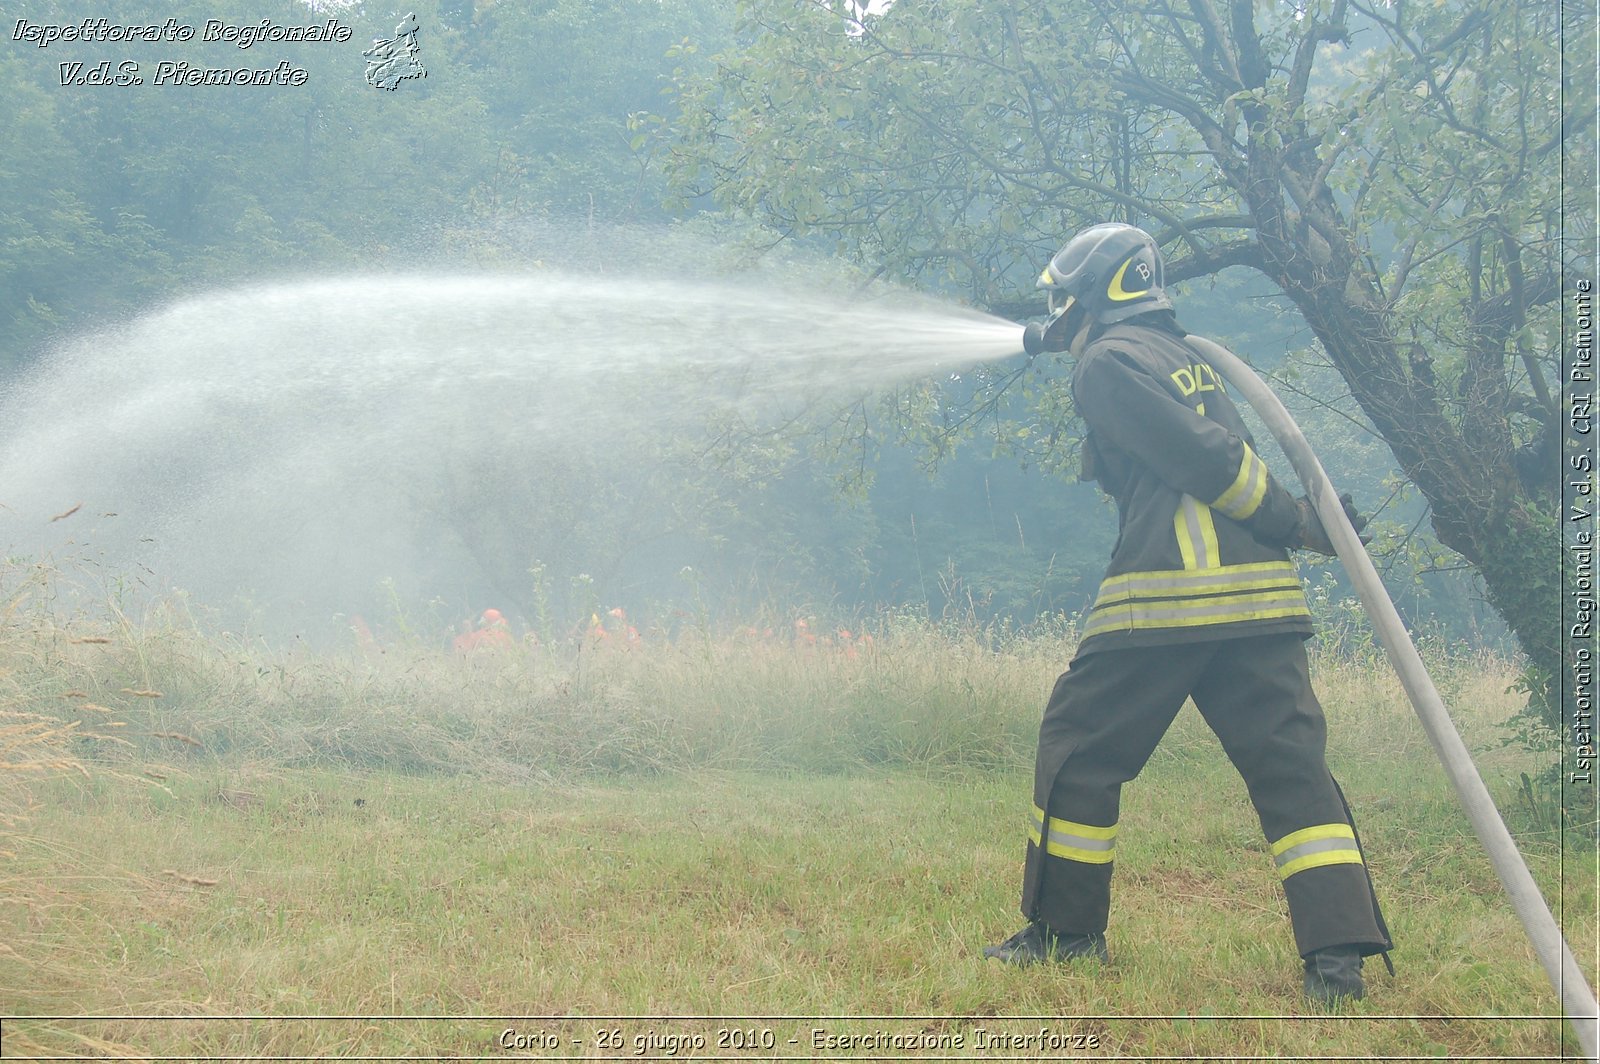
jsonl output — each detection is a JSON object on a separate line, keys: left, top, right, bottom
{"left": 1071, "top": 316, "right": 1313, "bottom": 655}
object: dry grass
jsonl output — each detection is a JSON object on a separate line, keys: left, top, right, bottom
{"left": 0, "top": 593, "right": 1075, "bottom": 785}
{"left": 0, "top": 559, "right": 1592, "bottom": 1059}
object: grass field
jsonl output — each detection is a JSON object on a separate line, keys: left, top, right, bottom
{"left": 0, "top": 576, "right": 1595, "bottom": 1060}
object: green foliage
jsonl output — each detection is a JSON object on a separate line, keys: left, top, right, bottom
{"left": 0, "top": 0, "right": 728, "bottom": 369}
{"left": 661, "top": 0, "right": 1592, "bottom": 733}
{"left": 1515, "top": 768, "right": 1598, "bottom": 841}
{"left": 2, "top": 0, "right": 1583, "bottom": 676}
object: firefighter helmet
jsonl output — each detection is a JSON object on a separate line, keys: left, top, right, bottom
{"left": 1037, "top": 223, "right": 1171, "bottom": 325}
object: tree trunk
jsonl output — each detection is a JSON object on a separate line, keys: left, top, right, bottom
{"left": 1210, "top": 41, "right": 1568, "bottom": 726}
{"left": 1264, "top": 260, "right": 1565, "bottom": 724}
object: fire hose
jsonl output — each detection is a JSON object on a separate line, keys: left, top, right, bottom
{"left": 1018, "top": 315, "right": 1596, "bottom": 1053}
{"left": 1184, "top": 334, "right": 1598, "bottom": 1061}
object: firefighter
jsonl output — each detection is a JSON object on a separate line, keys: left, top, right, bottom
{"left": 452, "top": 607, "right": 514, "bottom": 652}
{"left": 986, "top": 223, "right": 1393, "bottom": 1005}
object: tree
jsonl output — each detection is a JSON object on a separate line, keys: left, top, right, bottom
{"left": 459, "top": 0, "right": 722, "bottom": 224}
{"left": 659, "top": 0, "right": 1595, "bottom": 725}
{"left": 0, "top": 0, "right": 727, "bottom": 367}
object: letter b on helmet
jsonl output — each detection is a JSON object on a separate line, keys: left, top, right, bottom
{"left": 1038, "top": 223, "right": 1172, "bottom": 325}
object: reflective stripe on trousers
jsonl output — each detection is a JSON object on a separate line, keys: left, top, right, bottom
{"left": 1030, "top": 805, "right": 1117, "bottom": 864}
{"left": 1271, "top": 823, "right": 1364, "bottom": 879}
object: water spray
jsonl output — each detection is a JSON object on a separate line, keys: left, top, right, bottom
{"left": 0, "top": 272, "right": 1029, "bottom": 633}
{"left": 1182, "top": 334, "right": 1599, "bottom": 1061}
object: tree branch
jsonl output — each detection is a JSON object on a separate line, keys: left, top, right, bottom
{"left": 1186, "top": 0, "right": 1245, "bottom": 91}
{"left": 1166, "top": 238, "right": 1264, "bottom": 284}
{"left": 1349, "top": 0, "right": 1509, "bottom": 151}
{"left": 1227, "top": 0, "right": 1270, "bottom": 89}
{"left": 1501, "top": 231, "right": 1557, "bottom": 419}
{"left": 1287, "top": 0, "right": 1348, "bottom": 111}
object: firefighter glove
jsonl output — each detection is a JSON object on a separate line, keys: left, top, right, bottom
{"left": 1294, "top": 493, "right": 1370, "bottom": 556}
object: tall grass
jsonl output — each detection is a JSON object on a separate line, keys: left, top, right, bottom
{"left": 0, "top": 586, "right": 1081, "bottom": 783}
{"left": 0, "top": 559, "right": 1592, "bottom": 1059}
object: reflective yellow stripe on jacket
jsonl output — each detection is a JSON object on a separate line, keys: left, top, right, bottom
{"left": 1083, "top": 560, "right": 1311, "bottom": 640}
{"left": 1031, "top": 806, "right": 1117, "bottom": 865}
{"left": 1175, "top": 496, "right": 1219, "bottom": 569}
{"left": 1211, "top": 443, "right": 1270, "bottom": 522}
{"left": 1271, "top": 823, "right": 1364, "bottom": 879}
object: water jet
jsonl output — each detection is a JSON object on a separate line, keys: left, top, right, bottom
{"left": 0, "top": 270, "right": 1025, "bottom": 635}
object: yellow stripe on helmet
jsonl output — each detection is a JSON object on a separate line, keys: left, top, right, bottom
{"left": 1107, "top": 256, "right": 1150, "bottom": 301}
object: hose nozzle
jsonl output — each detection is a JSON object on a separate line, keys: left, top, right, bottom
{"left": 1022, "top": 321, "right": 1048, "bottom": 359}
{"left": 1021, "top": 306, "right": 1075, "bottom": 359}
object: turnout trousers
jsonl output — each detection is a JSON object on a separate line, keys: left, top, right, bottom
{"left": 1020, "top": 633, "right": 1391, "bottom": 958}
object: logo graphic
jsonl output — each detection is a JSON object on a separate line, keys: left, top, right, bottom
{"left": 363, "top": 12, "right": 426, "bottom": 91}
{"left": 1106, "top": 257, "right": 1152, "bottom": 301}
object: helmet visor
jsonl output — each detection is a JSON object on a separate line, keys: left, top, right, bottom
{"left": 1047, "top": 290, "right": 1076, "bottom": 317}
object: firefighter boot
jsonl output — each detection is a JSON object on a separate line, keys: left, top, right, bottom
{"left": 1303, "top": 945, "right": 1364, "bottom": 1006}
{"left": 984, "top": 922, "right": 1109, "bottom": 966}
